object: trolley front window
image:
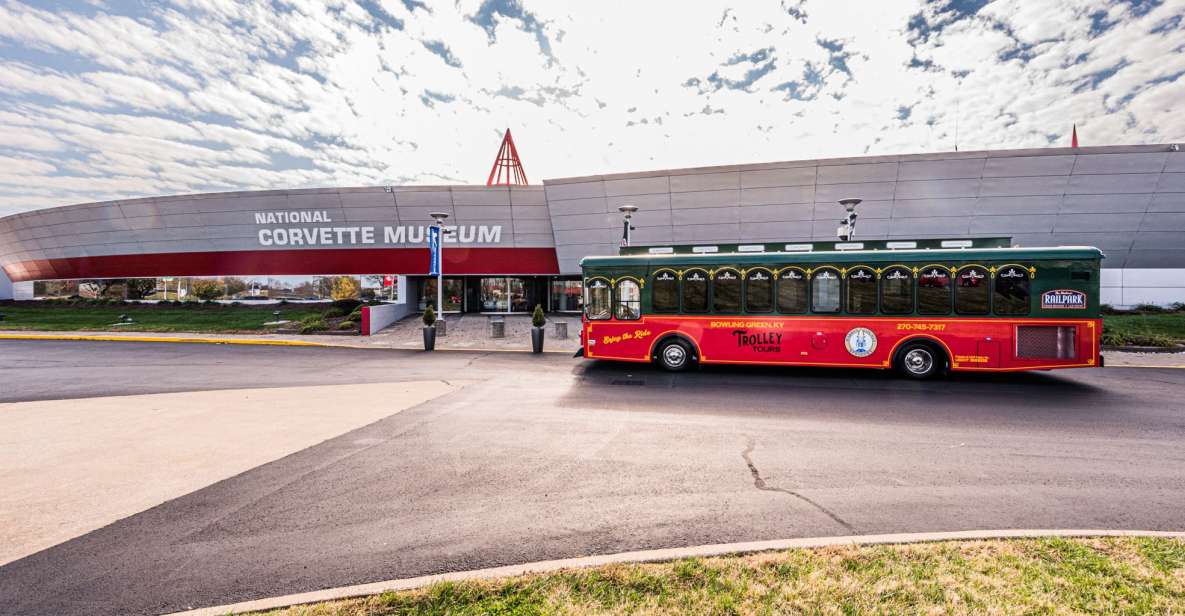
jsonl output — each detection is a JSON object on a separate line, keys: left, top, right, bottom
{"left": 615, "top": 279, "right": 641, "bottom": 320}
{"left": 811, "top": 269, "right": 841, "bottom": 313}
{"left": 585, "top": 279, "right": 611, "bottom": 320}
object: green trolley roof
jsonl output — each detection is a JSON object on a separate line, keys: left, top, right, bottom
{"left": 581, "top": 246, "right": 1104, "bottom": 269}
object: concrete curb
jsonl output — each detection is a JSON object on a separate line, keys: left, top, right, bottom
{"left": 0, "top": 333, "right": 332, "bottom": 347}
{"left": 169, "top": 529, "right": 1185, "bottom": 615}
{"left": 0, "top": 332, "right": 576, "bottom": 354}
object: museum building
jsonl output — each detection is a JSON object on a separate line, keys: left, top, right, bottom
{"left": 1, "top": 142, "right": 1182, "bottom": 310}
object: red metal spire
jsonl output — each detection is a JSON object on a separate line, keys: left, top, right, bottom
{"left": 1071, "top": 123, "right": 1079, "bottom": 148}
{"left": 486, "top": 128, "right": 528, "bottom": 186}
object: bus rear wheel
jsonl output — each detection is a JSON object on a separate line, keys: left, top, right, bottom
{"left": 655, "top": 338, "right": 694, "bottom": 372}
{"left": 894, "top": 341, "right": 946, "bottom": 380}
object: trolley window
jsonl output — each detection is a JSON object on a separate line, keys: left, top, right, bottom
{"left": 994, "top": 265, "right": 1031, "bottom": 315}
{"left": 585, "top": 279, "right": 611, "bottom": 320}
{"left": 682, "top": 269, "right": 708, "bottom": 313}
{"left": 745, "top": 269, "right": 773, "bottom": 313}
{"left": 652, "top": 270, "right": 679, "bottom": 313}
{"left": 713, "top": 269, "right": 741, "bottom": 313}
{"left": 811, "top": 268, "right": 841, "bottom": 313}
{"left": 615, "top": 279, "right": 641, "bottom": 320}
{"left": 955, "top": 266, "right": 990, "bottom": 314}
{"left": 917, "top": 267, "right": 952, "bottom": 315}
{"left": 880, "top": 266, "right": 913, "bottom": 314}
{"left": 777, "top": 269, "right": 807, "bottom": 313}
{"left": 845, "top": 267, "right": 877, "bottom": 314}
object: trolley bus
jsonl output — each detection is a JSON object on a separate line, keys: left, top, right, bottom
{"left": 578, "top": 239, "right": 1103, "bottom": 378}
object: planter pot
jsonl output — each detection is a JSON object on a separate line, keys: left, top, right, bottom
{"left": 423, "top": 325, "right": 436, "bottom": 351}
{"left": 531, "top": 326, "right": 545, "bottom": 354}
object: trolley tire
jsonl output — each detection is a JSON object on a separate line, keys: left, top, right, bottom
{"left": 894, "top": 341, "right": 947, "bottom": 380}
{"left": 654, "top": 338, "right": 694, "bottom": 372}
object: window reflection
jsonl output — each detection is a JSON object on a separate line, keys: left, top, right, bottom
{"left": 917, "top": 267, "right": 951, "bottom": 315}
{"left": 550, "top": 279, "right": 583, "bottom": 312}
{"left": 880, "top": 267, "right": 913, "bottom": 314}
{"left": 811, "top": 268, "right": 840, "bottom": 313}
{"left": 956, "top": 266, "right": 990, "bottom": 314}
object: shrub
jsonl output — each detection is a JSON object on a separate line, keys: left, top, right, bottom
{"left": 1102, "top": 331, "right": 1179, "bottom": 347}
{"left": 337, "top": 320, "right": 356, "bottom": 330}
{"left": 322, "top": 306, "right": 349, "bottom": 319}
{"left": 299, "top": 319, "right": 328, "bottom": 334}
{"left": 422, "top": 305, "right": 436, "bottom": 326}
{"left": 347, "top": 308, "right": 363, "bottom": 322}
{"left": 1133, "top": 303, "right": 1167, "bottom": 314}
{"left": 532, "top": 304, "right": 545, "bottom": 327}
{"left": 1171, "top": 302, "right": 1185, "bottom": 313}
{"left": 1100, "top": 304, "right": 1127, "bottom": 315}
{"left": 331, "top": 298, "right": 361, "bottom": 313}
{"left": 190, "top": 278, "right": 225, "bottom": 301}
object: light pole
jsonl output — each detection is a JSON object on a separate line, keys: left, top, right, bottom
{"left": 618, "top": 204, "right": 638, "bottom": 247}
{"left": 429, "top": 212, "right": 449, "bottom": 315}
{"left": 836, "top": 198, "right": 861, "bottom": 241}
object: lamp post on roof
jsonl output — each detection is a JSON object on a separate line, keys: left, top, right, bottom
{"left": 428, "top": 212, "right": 449, "bottom": 317}
{"left": 836, "top": 198, "right": 861, "bottom": 241}
{"left": 618, "top": 204, "right": 638, "bottom": 247}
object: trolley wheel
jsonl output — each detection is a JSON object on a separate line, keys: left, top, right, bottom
{"left": 894, "top": 341, "right": 946, "bottom": 380}
{"left": 654, "top": 338, "right": 694, "bottom": 372}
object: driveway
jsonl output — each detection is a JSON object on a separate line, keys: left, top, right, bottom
{"left": 1, "top": 341, "right": 1183, "bottom": 615}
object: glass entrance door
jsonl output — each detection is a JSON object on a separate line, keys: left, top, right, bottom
{"left": 480, "top": 277, "right": 531, "bottom": 313}
{"left": 421, "top": 277, "right": 463, "bottom": 312}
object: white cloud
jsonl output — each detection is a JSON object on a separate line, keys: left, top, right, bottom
{"left": 0, "top": 0, "right": 1182, "bottom": 217}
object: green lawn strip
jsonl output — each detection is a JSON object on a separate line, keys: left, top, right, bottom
{"left": 0, "top": 303, "right": 327, "bottom": 333}
{"left": 1102, "top": 313, "right": 1185, "bottom": 346}
{"left": 250, "top": 537, "right": 1185, "bottom": 615}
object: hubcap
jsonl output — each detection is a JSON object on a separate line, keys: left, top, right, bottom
{"left": 663, "top": 344, "right": 686, "bottom": 368}
{"left": 904, "top": 348, "right": 933, "bottom": 375}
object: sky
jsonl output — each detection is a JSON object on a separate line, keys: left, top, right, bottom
{"left": 0, "top": 0, "right": 1182, "bottom": 216}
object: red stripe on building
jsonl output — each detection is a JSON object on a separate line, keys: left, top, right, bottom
{"left": 2, "top": 247, "right": 560, "bottom": 281}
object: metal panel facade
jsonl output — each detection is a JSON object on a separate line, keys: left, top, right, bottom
{"left": 543, "top": 144, "right": 1185, "bottom": 276}
{"left": 1, "top": 144, "right": 1183, "bottom": 305}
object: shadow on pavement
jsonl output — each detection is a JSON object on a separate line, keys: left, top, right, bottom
{"left": 562, "top": 359, "right": 1113, "bottom": 425}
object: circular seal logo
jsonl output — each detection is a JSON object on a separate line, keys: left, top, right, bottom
{"left": 844, "top": 327, "right": 877, "bottom": 358}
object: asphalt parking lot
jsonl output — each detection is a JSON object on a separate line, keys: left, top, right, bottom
{"left": 1, "top": 340, "right": 1184, "bottom": 615}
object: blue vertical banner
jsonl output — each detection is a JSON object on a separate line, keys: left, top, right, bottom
{"left": 428, "top": 225, "right": 441, "bottom": 276}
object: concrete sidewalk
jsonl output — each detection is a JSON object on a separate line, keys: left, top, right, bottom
{"left": 0, "top": 381, "right": 459, "bottom": 566}
{"left": 0, "top": 314, "right": 585, "bottom": 353}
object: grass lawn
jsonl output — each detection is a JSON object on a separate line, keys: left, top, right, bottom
{"left": 1103, "top": 312, "right": 1185, "bottom": 346}
{"left": 0, "top": 302, "right": 328, "bottom": 333}
{"left": 252, "top": 537, "right": 1185, "bottom": 615}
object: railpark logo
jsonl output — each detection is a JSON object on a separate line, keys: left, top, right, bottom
{"left": 1041, "top": 289, "right": 1087, "bottom": 309}
{"left": 252, "top": 210, "right": 502, "bottom": 247}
